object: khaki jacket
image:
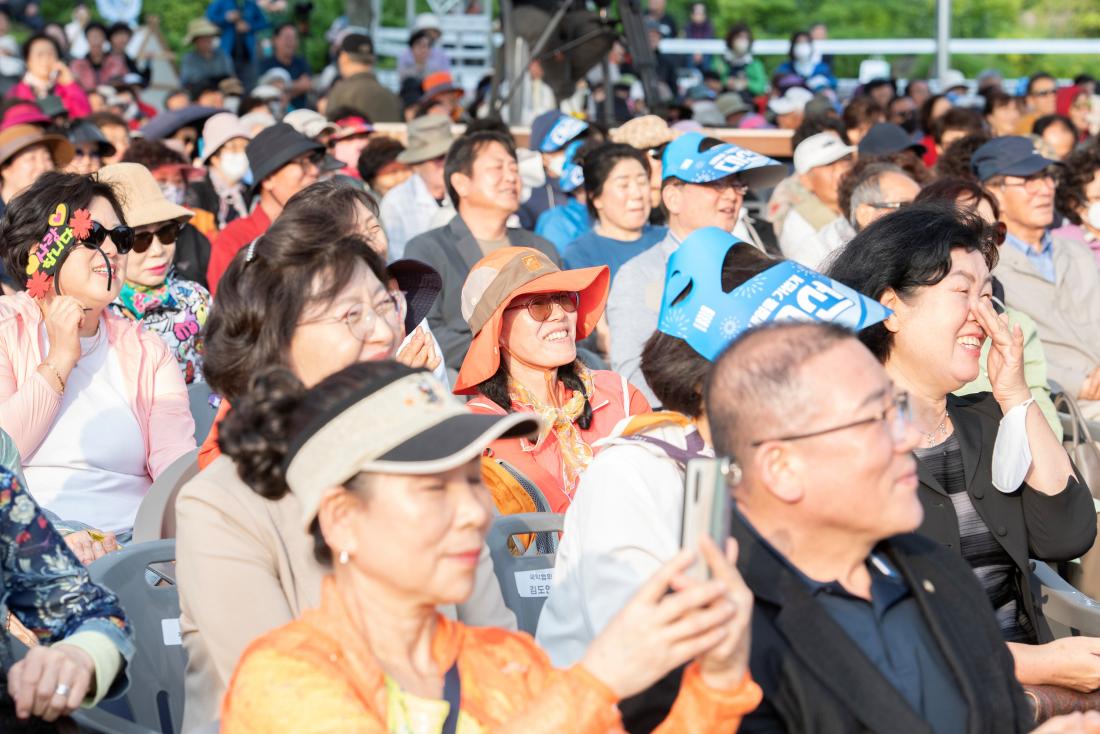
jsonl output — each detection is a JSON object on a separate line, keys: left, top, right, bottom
{"left": 175, "top": 456, "right": 516, "bottom": 732}
{"left": 995, "top": 233, "right": 1100, "bottom": 397}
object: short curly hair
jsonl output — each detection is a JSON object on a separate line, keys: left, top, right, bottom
{"left": 1056, "top": 142, "right": 1100, "bottom": 226}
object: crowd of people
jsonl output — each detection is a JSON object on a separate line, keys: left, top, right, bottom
{"left": 3, "top": 1, "right": 1100, "bottom": 733}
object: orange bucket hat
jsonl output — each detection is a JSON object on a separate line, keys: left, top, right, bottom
{"left": 454, "top": 247, "right": 609, "bottom": 395}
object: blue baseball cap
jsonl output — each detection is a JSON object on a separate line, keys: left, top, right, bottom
{"left": 559, "top": 140, "right": 585, "bottom": 193}
{"left": 661, "top": 132, "right": 786, "bottom": 190}
{"left": 530, "top": 111, "right": 589, "bottom": 153}
{"left": 971, "top": 136, "right": 1057, "bottom": 182}
{"left": 658, "top": 227, "right": 891, "bottom": 361}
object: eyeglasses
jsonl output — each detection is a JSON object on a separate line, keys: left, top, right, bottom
{"left": 504, "top": 292, "right": 579, "bottom": 322}
{"left": 131, "top": 222, "right": 182, "bottom": 254}
{"left": 83, "top": 221, "right": 135, "bottom": 254}
{"left": 298, "top": 291, "right": 405, "bottom": 341}
{"left": 750, "top": 392, "right": 912, "bottom": 447}
{"left": 867, "top": 201, "right": 909, "bottom": 211}
{"left": 999, "top": 171, "right": 1055, "bottom": 194}
{"left": 289, "top": 152, "right": 324, "bottom": 172}
{"left": 1030, "top": 88, "right": 1058, "bottom": 98}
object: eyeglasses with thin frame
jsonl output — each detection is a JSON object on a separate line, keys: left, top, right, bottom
{"left": 298, "top": 291, "right": 406, "bottom": 341}
{"left": 504, "top": 292, "right": 579, "bottom": 322}
{"left": 999, "top": 170, "right": 1056, "bottom": 194}
{"left": 749, "top": 391, "right": 912, "bottom": 447}
{"left": 867, "top": 201, "right": 909, "bottom": 211}
{"left": 289, "top": 151, "right": 324, "bottom": 172}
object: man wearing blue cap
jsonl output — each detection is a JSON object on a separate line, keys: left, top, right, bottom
{"left": 606, "top": 132, "right": 786, "bottom": 403}
{"left": 975, "top": 136, "right": 1100, "bottom": 417}
{"left": 517, "top": 111, "right": 589, "bottom": 230}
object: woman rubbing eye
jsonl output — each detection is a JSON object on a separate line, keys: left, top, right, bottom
{"left": 828, "top": 202, "right": 1100, "bottom": 693}
{"left": 100, "top": 163, "right": 212, "bottom": 385}
{"left": 455, "top": 247, "right": 651, "bottom": 514}
{"left": 0, "top": 171, "right": 195, "bottom": 554}
{"left": 219, "top": 361, "right": 761, "bottom": 732}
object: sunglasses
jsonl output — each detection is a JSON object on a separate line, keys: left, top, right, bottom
{"left": 82, "top": 221, "right": 135, "bottom": 254}
{"left": 505, "top": 292, "right": 580, "bottom": 322}
{"left": 1031, "top": 88, "right": 1057, "bottom": 97}
{"left": 131, "top": 222, "right": 182, "bottom": 253}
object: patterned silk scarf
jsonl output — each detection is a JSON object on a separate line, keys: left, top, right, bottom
{"left": 507, "top": 362, "right": 596, "bottom": 497}
{"left": 117, "top": 279, "right": 176, "bottom": 320}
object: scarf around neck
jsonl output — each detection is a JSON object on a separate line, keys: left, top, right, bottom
{"left": 118, "top": 276, "right": 176, "bottom": 319}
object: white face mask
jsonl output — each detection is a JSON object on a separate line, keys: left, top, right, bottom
{"left": 732, "top": 38, "right": 750, "bottom": 55}
{"left": 218, "top": 151, "right": 250, "bottom": 183}
{"left": 545, "top": 152, "right": 565, "bottom": 179}
{"left": 159, "top": 182, "right": 185, "bottom": 206}
{"left": 1087, "top": 201, "right": 1100, "bottom": 230}
{"left": 793, "top": 42, "right": 812, "bottom": 62}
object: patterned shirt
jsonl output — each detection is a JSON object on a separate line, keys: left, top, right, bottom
{"left": 0, "top": 467, "right": 133, "bottom": 700}
{"left": 110, "top": 271, "right": 211, "bottom": 384}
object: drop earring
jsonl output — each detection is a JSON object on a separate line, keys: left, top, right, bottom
{"left": 338, "top": 549, "right": 350, "bottom": 565}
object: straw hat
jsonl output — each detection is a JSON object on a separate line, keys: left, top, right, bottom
{"left": 453, "top": 247, "right": 609, "bottom": 394}
{"left": 0, "top": 124, "right": 73, "bottom": 169}
{"left": 184, "top": 17, "right": 221, "bottom": 45}
{"left": 96, "top": 163, "right": 193, "bottom": 228}
{"left": 609, "top": 114, "right": 680, "bottom": 150}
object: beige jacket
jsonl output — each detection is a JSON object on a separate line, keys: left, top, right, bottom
{"left": 994, "top": 233, "right": 1100, "bottom": 397}
{"left": 175, "top": 456, "right": 516, "bottom": 732}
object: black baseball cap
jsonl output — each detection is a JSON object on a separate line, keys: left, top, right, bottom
{"left": 858, "top": 123, "right": 927, "bottom": 157}
{"left": 340, "top": 33, "right": 374, "bottom": 60}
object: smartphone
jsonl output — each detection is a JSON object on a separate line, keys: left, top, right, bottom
{"left": 680, "top": 457, "right": 733, "bottom": 581}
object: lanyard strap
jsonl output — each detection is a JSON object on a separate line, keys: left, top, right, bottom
{"left": 441, "top": 662, "right": 461, "bottom": 734}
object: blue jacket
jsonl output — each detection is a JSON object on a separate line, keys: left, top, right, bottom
{"left": 206, "top": 0, "right": 270, "bottom": 63}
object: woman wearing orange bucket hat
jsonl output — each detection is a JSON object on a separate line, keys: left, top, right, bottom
{"left": 455, "top": 247, "right": 651, "bottom": 513}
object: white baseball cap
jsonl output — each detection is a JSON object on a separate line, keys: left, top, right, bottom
{"left": 793, "top": 132, "right": 856, "bottom": 175}
{"left": 767, "top": 87, "right": 814, "bottom": 116}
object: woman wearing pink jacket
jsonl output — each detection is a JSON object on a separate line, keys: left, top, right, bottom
{"left": 0, "top": 171, "right": 194, "bottom": 548}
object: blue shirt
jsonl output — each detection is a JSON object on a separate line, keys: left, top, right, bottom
{"left": 535, "top": 199, "right": 591, "bottom": 254}
{"left": 1005, "top": 230, "right": 1056, "bottom": 282}
{"left": 562, "top": 225, "right": 668, "bottom": 281}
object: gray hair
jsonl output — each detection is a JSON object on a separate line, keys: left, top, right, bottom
{"left": 846, "top": 162, "right": 908, "bottom": 229}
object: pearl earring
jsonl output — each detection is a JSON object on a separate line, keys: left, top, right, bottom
{"left": 338, "top": 549, "right": 350, "bottom": 565}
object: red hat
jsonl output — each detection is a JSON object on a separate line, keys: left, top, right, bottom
{"left": 330, "top": 115, "right": 374, "bottom": 141}
{"left": 454, "top": 247, "right": 609, "bottom": 394}
{"left": 420, "top": 71, "right": 463, "bottom": 103}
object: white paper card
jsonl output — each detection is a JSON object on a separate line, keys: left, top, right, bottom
{"left": 162, "top": 618, "right": 182, "bottom": 646}
{"left": 514, "top": 569, "right": 554, "bottom": 598}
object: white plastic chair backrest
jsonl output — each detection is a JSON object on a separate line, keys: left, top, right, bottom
{"left": 132, "top": 449, "right": 199, "bottom": 543}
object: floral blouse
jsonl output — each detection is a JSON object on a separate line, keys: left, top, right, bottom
{"left": 110, "top": 270, "right": 211, "bottom": 385}
{"left": 0, "top": 467, "right": 133, "bottom": 698}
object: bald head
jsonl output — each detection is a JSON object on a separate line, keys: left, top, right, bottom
{"left": 705, "top": 321, "right": 855, "bottom": 465}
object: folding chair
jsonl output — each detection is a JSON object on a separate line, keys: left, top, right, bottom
{"left": 187, "top": 382, "right": 217, "bottom": 445}
{"left": 73, "top": 540, "right": 186, "bottom": 734}
{"left": 1032, "top": 559, "right": 1100, "bottom": 638}
{"left": 131, "top": 449, "right": 200, "bottom": 543}
{"left": 487, "top": 513, "right": 564, "bottom": 635}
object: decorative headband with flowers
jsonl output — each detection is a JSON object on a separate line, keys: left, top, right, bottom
{"left": 25, "top": 203, "right": 114, "bottom": 299}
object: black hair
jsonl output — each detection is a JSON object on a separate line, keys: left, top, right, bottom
{"left": 918, "top": 93, "right": 948, "bottom": 133}
{"left": 1056, "top": 142, "right": 1100, "bottom": 226}
{"left": 0, "top": 171, "right": 126, "bottom": 285}
{"left": 121, "top": 138, "right": 185, "bottom": 168}
{"left": 1027, "top": 72, "right": 1056, "bottom": 95}
{"left": 787, "top": 31, "right": 810, "bottom": 61}
{"left": 479, "top": 360, "right": 593, "bottom": 430}
{"left": 641, "top": 244, "right": 777, "bottom": 415}
{"left": 409, "top": 28, "right": 432, "bottom": 47}
{"left": 826, "top": 201, "right": 999, "bottom": 362}
{"left": 219, "top": 360, "right": 418, "bottom": 564}
{"left": 930, "top": 106, "right": 986, "bottom": 146}
{"left": 792, "top": 116, "right": 849, "bottom": 148}
{"left": 837, "top": 158, "right": 909, "bottom": 224}
{"left": 463, "top": 116, "right": 514, "bottom": 141}
{"left": 860, "top": 148, "right": 933, "bottom": 185}
{"left": 724, "top": 23, "right": 753, "bottom": 47}
{"left": 582, "top": 142, "right": 650, "bottom": 221}
{"left": 273, "top": 22, "right": 298, "bottom": 38}
{"left": 842, "top": 97, "right": 885, "bottom": 134}
{"left": 84, "top": 22, "right": 109, "bottom": 40}
{"left": 443, "top": 130, "right": 515, "bottom": 207}
{"left": 934, "top": 133, "right": 991, "bottom": 181}
{"left": 357, "top": 136, "right": 406, "bottom": 184}
{"left": 107, "top": 22, "right": 133, "bottom": 40}
{"left": 22, "top": 33, "right": 61, "bottom": 62}
{"left": 203, "top": 228, "right": 388, "bottom": 403}
{"left": 916, "top": 176, "right": 1001, "bottom": 221}
{"left": 983, "top": 89, "right": 1017, "bottom": 116}
{"left": 1033, "top": 113, "right": 1078, "bottom": 140}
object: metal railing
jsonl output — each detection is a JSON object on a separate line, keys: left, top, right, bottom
{"left": 658, "top": 37, "right": 1100, "bottom": 56}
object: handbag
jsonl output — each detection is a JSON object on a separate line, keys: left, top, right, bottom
{"left": 1053, "top": 391, "right": 1100, "bottom": 499}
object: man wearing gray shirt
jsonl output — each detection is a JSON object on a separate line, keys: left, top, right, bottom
{"left": 607, "top": 132, "right": 785, "bottom": 403}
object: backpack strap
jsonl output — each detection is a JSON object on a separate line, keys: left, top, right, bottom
{"left": 621, "top": 430, "right": 707, "bottom": 469}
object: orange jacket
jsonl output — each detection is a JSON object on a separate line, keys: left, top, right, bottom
{"left": 467, "top": 370, "right": 650, "bottom": 513}
{"left": 197, "top": 399, "right": 228, "bottom": 470}
{"left": 222, "top": 577, "right": 761, "bottom": 733}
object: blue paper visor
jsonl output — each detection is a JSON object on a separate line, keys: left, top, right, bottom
{"left": 657, "top": 227, "right": 891, "bottom": 361}
{"left": 559, "top": 140, "right": 584, "bottom": 193}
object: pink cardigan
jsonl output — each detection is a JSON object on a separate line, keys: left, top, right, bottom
{"left": 6, "top": 80, "right": 91, "bottom": 119}
{"left": 0, "top": 292, "right": 195, "bottom": 479}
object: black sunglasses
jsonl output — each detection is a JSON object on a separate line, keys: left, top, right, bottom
{"left": 131, "top": 222, "right": 182, "bottom": 253}
{"left": 83, "top": 221, "right": 135, "bottom": 254}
